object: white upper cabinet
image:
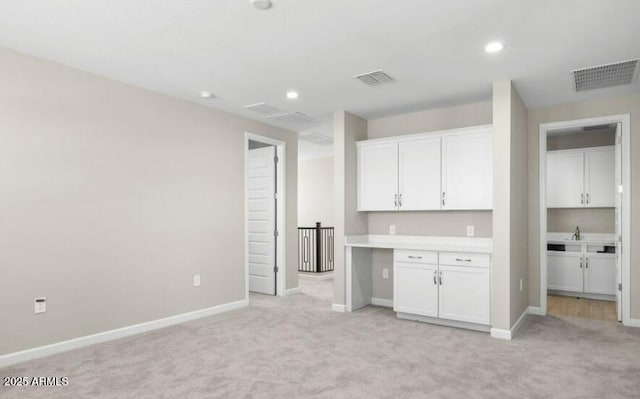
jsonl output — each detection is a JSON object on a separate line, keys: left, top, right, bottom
{"left": 357, "top": 141, "right": 398, "bottom": 211}
{"left": 398, "top": 137, "right": 441, "bottom": 210}
{"left": 584, "top": 148, "right": 615, "bottom": 207}
{"left": 357, "top": 125, "right": 493, "bottom": 212}
{"left": 546, "top": 146, "right": 614, "bottom": 208}
{"left": 547, "top": 151, "right": 585, "bottom": 208}
{"left": 441, "top": 131, "right": 493, "bottom": 210}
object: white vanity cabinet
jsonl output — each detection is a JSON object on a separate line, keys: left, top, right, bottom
{"left": 584, "top": 252, "right": 616, "bottom": 295}
{"left": 547, "top": 251, "right": 584, "bottom": 293}
{"left": 357, "top": 125, "right": 492, "bottom": 212}
{"left": 547, "top": 243, "right": 616, "bottom": 297}
{"left": 546, "top": 146, "right": 614, "bottom": 208}
{"left": 394, "top": 250, "right": 490, "bottom": 326}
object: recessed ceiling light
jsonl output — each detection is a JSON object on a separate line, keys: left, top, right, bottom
{"left": 250, "top": 0, "right": 272, "bottom": 10}
{"left": 485, "top": 41, "right": 504, "bottom": 53}
{"left": 200, "top": 91, "right": 215, "bottom": 99}
{"left": 286, "top": 90, "right": 299, "bottom": 100}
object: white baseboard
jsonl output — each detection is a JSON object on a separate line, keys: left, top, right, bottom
{"left": 527, "top": 306, "right": 545, "bottom": 316}
{"left": 371, "top": 297, "right": 393, "bottom": 308}
{"left": 284, "top": 287, "right": 302, "bottom": 296}
{"left": 490, "top": 307, "right": 530, "bottom": 341}
{"left": 332, "top": 304, "right": 346, "bottom": 312}
{"left": 624, "top": 318, "right": 640, "bottom": 328}
{"left": 0, "top": 298, "right": 249, "bottom": 368}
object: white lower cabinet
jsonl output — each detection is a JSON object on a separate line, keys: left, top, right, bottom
{"left": 547, "top": 247, "right": 616, "bottom": 296}
{"left": 394, "top": 250, "right": 490, "bottom": 326}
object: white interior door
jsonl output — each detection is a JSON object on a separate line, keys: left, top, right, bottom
{"left": 584, "top": 147, "right": 615, "bottom": 207}
{"left": 614, "top": 123, "right": 622, "bottom": 320}
{"left": 357, "top": 142, "right": 398, "bottom": 211}
{"left": 398, "top": 137, "right": 441, "bottom": 210}
{"left": 247, "top": 146, "right": 276, "bottom": 295}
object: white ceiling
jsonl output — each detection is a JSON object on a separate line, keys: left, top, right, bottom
{"left": 1, "top": 0, "right": 639, "bottom": 153}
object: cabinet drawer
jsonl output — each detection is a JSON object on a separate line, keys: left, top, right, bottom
{"left": 394, "top": 250, "right": 437, "bottom": 264}
{"left": 439, "top": 253, "right": 490, "bottom": 268}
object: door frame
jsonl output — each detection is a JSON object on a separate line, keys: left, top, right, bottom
{"left": 245, "top": 132, "right": 287, "bottom": 298}
{"left": 538, "top": 114, "right": 630, "bottom": 324}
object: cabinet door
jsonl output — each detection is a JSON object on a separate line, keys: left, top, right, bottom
{"left": 357, "top": 142, "right": 398, "bottom": 211}
{"left": 398, "top": 137, "right": 441, "bottom": 210}
{"left": 437, "top": 265, "right": 490, "bottom": 325}
{"left": 394, "top": 262, "right": 438, "bottom": 317}
{"left": 547, "top": 252, "right": 583, "bottom": 292}
{"left": 547, "top": 151, "right": 584, "bottom": 208}
{"left": 441, "top": 131, "right": 492, "bottom": 210}
{"left": 584, "top": 147, "right": 615, "bottom": 208}
{"left": 584, "top": 254, "right": 616, "bottom": 295}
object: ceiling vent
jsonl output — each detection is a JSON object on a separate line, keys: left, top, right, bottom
{"left": 353, "top": 69, "right": 395, "bottom": 86}
{"left": 573, "top": 59, "right": 639, "bottom": 92}
{"left": 267, "top": 112, "right": 313, "bottom": 123}
{"left": 244, "top": 102, "right": 284, "bottom": 115}
{"left": 298, "top": 131, "right": 333, "bottom": 146}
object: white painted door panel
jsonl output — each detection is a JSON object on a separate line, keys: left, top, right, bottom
{"left": 394, "top": 262, "right": 438, "bottom": 317}
{"left": 546, "top": 151, "right": 584, "bottom": 208}
{"left": 357, "top": 142, "right": 398, "bottom": 211}
{"left": 614, "top": 123, "right": 622, "bottom": 320}
{"left": 547, "top": 252, "right": 582, "bottom": 293}
{"left": 585, "top": 148, "right": 615, "bottom": 207}
{"left": 441, "top": 131, "right": 492, "bottom": 210}
{"left": 437, "top": 265, "right": 490, "bottom": 325}
{"left": 584, "top": 254, "right": 616, "bottom": 295}
{"left": 247, "top": 147, "right": 276, "bottom": 295}
{"left": 398, "top": 137, "right": 441, "bottom": 210}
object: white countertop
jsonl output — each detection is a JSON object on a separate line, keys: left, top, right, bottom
{"left": 345, "top": 235, "right": 493, "bottom": 254}
{"left": 547, "top": 232, "right": 616, "bottom": 246}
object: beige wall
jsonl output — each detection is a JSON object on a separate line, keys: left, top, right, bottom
{"left": 0, "top": 48, "right": 298, "bottom": 355}
{"left": 333, "top": 112, "right": 368, "bottom": 306}
{"left": 547, "top": 208, "right": 615, "bottom": 233}
{"left": 527, "top": 93, "right": 640, "bottom": 320}
{"left": 298, "top": 157, "right": 334, "bottom": 227}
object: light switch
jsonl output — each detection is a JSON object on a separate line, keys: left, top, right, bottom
{"left": 466, "top": 225, "right": 475, "bottom": 237}
{"left": 389, "top": 225, "right": 396, "bottom": 235}
{"left": 193, "top": 274, "right": 201, "bottom": 287}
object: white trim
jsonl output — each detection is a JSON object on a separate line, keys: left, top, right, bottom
{"left": 0, "top": 299, "right": 248, "bottom": 368}
{"left": 538, "top": 114, "right": 631, "bottom": 326}
{"left": 490, "top": 328, "right": 512, "bottom": 340}
{"left": 371, "top": 297, "right": 394, "bottom": 308}
{"left": 298, "top": 272, "right": 334, "bottom": 280}
{"left": 332, "top": 304, "right": 346, "bottom": 312}
{"left": 510, "top": 307, "right": 529, "bottom": 338}
{"left": 245, "top": 133, "right": 287, "bottom": 298}
{"left": 625, "top": 318, "right": 640, "bottom": 328}
{"left": 527, "top": 306, "right": 545, "bottom": 316}
{"left": 284, "top": 287, "right": 302, "bottom": 296}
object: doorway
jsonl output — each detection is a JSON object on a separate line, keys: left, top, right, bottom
{"left": 245, "top": 133, "right": 286, "bottom": 297}
{"left": 539, "top": 114, "right": 630, "bottom": 324}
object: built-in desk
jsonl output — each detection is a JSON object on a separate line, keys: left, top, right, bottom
{"left": 344, "top": 235, "right": 493, "bottom": 332}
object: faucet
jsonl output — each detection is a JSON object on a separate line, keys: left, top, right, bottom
{"left": 572, "top": 226, "right": 581, "bottom": 241}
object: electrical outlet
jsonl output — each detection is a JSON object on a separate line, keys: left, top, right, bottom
{"left": 193, "top": 274, "right": 201, "bottom": 287}
{"left": 382, "top": 268, "right": 389, "bottom": 279}
{"left": 466, "top": 225, "right": 475, "bottom": 237}
{"left": 389, "top": 225, "right": 396, "bottom": 235}
{"left": 520, "top": 278, "right": 523, "bottom": 292}
{"left": 34, "top": 297, "right": 46, "bottom": 314}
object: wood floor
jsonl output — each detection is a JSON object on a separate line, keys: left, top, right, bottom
{"left": 547, "top": 295, "right": 617, "bottom": 321}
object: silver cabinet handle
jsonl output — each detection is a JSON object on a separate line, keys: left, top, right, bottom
{"left": 581, "top": 193, "right": 584, "bottom": 205}
{"left": 394, "top": 194, "right": 398, "bottom": 207}
{"left": 442, "top": 192, "right": 446, "bottom": 207}
{"left": 585, "top": 257, "right": 589, "bottom": 269}
{"left": 455, "top": 258, "right": 472, "bottom": 262}
{"left": 433, "top": 270, "right": 437, "bottom": 285}
{"left": 398, "top": 193, "right": 403, "bottom": 207}
{"left": 408, "top": 255, "right": 422, "bottom": 259}
{"left": 579, "top": 258, "right": 583, "bottom": 268}
{"left": 438, "top": 271, "right": 443, "bottom": 285}
{"left": 586, "top": 193, "right": 590, "bottom": 205}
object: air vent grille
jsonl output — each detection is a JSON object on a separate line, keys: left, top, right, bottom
{"left": 573, "top": 59, "right": 639, "bottom": 92}
{"left": 244, "top": 102, "right": 284, "bottom": 115}
{"left": 267, "top": 112, "right": 313, "bottom": 123}
{"left": 354, "top": 69, "right": 395, "bottom": 86}
{"left": 298, "top": 131, "right": 333, "bottom": 146}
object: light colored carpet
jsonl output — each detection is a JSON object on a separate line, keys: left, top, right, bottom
{"left": 2, "top": 275, "right": 640, "bottom": 398}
